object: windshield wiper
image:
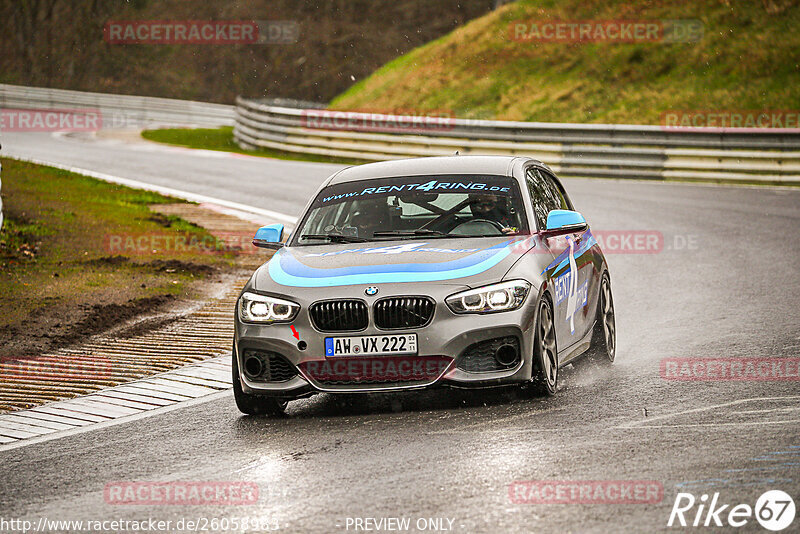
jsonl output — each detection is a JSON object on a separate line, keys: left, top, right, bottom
{"left": 372, "top": 229, "right": 447, "bottom": 237}
{"left": 300, "top": 234, "right": 368, "bottom": 243}
{"left": 454, "top": 233, "right": 523, "bottom": 238}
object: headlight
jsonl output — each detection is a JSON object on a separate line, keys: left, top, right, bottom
{"left": 238, "top": 292, "right": 300, "bottom": 323}
{"left": 446, "top": 280, "right": 530, "bottom": 314}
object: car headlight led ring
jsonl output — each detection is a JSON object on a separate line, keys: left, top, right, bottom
{"left": 446, "top": 280, "right": 530, "bottom": 314}
{"left": 238, "top": 292, "right": 300, "bottom": 324}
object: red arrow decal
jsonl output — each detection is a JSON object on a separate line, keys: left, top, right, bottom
{"left": 290, "top": 325, "right": 300, "bottom": 340}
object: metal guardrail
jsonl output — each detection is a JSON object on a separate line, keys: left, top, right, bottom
{"left": 0, "top": 84, "right": 235, "bottom": 128}
{"left": 0, "top": 84, "right": 237, "bottom": 230}
{"left": 234, "top": 97, "right": 800, "bottom": 183}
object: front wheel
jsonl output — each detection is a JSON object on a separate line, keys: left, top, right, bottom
{"left": 529, "top": 297, "right": 559, "bottom": 396}
{"left": 232, "top": 349, "right": 288, "bottom": 416}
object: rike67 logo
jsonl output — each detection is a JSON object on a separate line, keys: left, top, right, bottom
{"left": 668, "top": 490, "right": 795, "bottom": 531}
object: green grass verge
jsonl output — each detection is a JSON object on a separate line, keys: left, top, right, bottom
{"left": 141, "top": 127, "right": 367, "bottom": 165}
{"left": 0, "top": 158, "right": 236, "bottom": 356}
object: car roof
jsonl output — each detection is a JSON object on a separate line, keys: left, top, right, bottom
{"left": 326, "top": 155, "right": 546, "bottom": 185}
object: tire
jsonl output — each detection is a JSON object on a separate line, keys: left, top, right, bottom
{"left": 529, "top": 297, "right": 559, "bottom": 396}
{"left": 588, "top": 274, "right": 616, "bottom": 363}
{"left": 232, "top": 349, "right": 288, "bottom": 416}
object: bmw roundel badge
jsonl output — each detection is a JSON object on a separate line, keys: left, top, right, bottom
{"left": 365, "top": 286, "right": 379, "bottom": 296}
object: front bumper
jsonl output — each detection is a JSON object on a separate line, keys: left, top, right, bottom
{"left": 234, "top": 295, "right": 538, "bottom": 398}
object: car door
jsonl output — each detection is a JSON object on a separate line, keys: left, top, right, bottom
{"left": 538, "top": 169, "right": 596, "bottom": 343}
{"left": 525, "top": 168, "right": 574, "bottom": 347}
{"left": 526, "top": 168, "right": 592, "bottom": 349}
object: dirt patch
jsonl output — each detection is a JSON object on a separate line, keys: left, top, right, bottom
{"left": 85, "top": 256, "right": 217, "bottom": 275}
{"left": 112, "top": 314, "right": 182, "bottom": 340}
{"left": 0, "top": 213, "right": 44, "bottom": 263}
{"left": 147, "top": 259, "right": 217, "bottom": 276}
{"left": 147, "top": 213, "right": 174, "bottom": 227}
{"left": 86, "top": 255, "right": 130, "bottom": 266}
{"left": 65, "top": 295, "right": 177, "bottom": 345}
{"left": 0, "top": 294, "right": 178, "bottom": 360}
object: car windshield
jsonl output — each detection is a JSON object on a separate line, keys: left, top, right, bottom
{"left": 293, "top": 175, "right": 528, "bottom": 245}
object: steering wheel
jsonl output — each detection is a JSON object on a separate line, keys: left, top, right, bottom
{"left": 449, "top": 219, "right": 506, "bottom": 236}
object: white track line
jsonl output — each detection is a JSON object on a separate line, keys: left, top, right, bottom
{"left": 616, "top": 396, "right": 800, "bottom": 429}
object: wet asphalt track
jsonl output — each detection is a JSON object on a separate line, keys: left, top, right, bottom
{"left": 1, "top": 131, "right": 799, "bottom": 533}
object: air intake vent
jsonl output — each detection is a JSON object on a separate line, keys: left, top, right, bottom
{"left": 457, "top": 336, "right": 520, "bottom": 373}
{"left": 374, "top": 297, "right": 435, "bottom": 329}
{"left": 309, "top": 300, "right": 368, "bottom": 332}
{"left": 242, "top": 350, "right": 298, "bottom": 382}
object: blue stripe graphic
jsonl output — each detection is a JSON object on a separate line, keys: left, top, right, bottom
{"left": 268, "top": 238, "right": 531, "bottom": 288}
{"left": 541, "top": 231, "right": 597, "bottom": 276}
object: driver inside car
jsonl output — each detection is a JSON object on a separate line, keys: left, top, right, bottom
{"left": 347, "top": 198, "right": 390, "bottom": 237}
{"left": 468, "top": 193, "right": 518, "bottom": 234}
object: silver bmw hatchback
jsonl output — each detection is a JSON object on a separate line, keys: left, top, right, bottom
{"left": 233, "top": 156, "right": 616, "bottom": 415}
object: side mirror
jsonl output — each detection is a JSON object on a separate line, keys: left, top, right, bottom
{"left": 543, "top": 210, "right": 587, "bottom": 236}
{"left": 253, "top": 224, "right": 285, "bottom": 250}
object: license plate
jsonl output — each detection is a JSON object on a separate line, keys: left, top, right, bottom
{"left": 325, "top": 334, "right": 417, "bottom": 357}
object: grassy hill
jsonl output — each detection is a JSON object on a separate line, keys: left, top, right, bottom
{"left": 330, "top": 0, "right": 800, "bottom": 124}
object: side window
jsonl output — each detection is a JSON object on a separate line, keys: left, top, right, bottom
{"left": 525, "top": 168, "right": 550, "bottom": 230}
{"left": 533, "top": 169, "right": 562, "bottom": 214}
{"left": 539, "top": 170, "right": 572, "bottom": 211}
